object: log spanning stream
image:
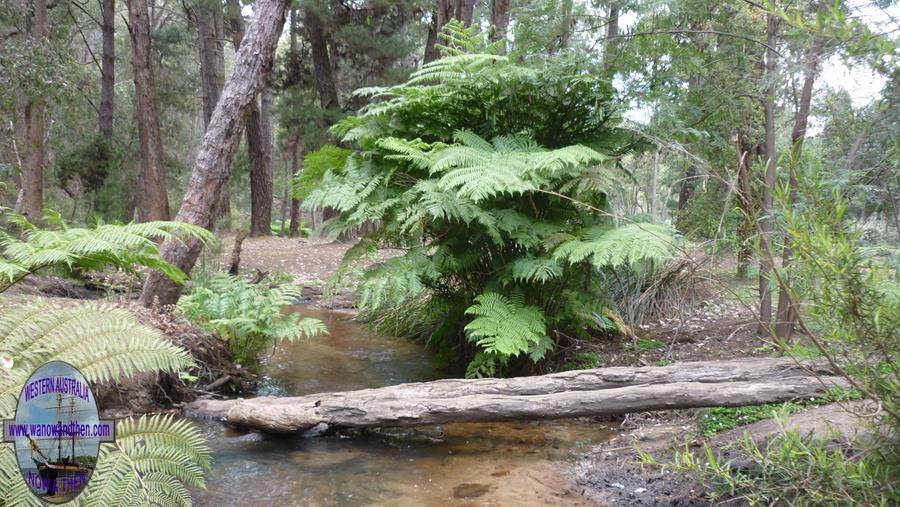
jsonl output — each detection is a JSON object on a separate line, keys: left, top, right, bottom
{"left": 188, "top": 307, "right": 617, "bottom": 505}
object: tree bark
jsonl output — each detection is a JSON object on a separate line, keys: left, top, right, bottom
{"left": 757, "top": 14, "right": 778, "bottom": 335}
{"left": 188, "top": 0, "right": 225, "bottom": 128}
{"left": 649, "top": 149, "right": 659, "bottom": 218}
{"left": 249, "top": 87, "right": 274, "bottom": 236}
{"left": 184, "top": 358, "right": 845, "bottom": 434}
{"left": 140, "top": 0, "right": 290, "bottom": 307}
{"left": 21, "top": 0, "right": 49, "bottom": 222}
{"left": 305, "top": 5, "right": 340, "bottom": 111}
{"left": 423, "top": 11, "right": 439, "bottom": 64}
{"left": 489, "top": 0, "right": 509, "bottom": 54}
{"left": 735, "top": 129, "right": 755, "bottom": 280}
{"left": 603, "top": 1, "right": 619, "bottom": 72}
{"left": 774, "top": 37, "right": 824, "bottom": 341}
{"left": 126, "top": 0, "right": 170, "bottom": 221}
{"left": 99, "top": 0, "right": 115, "bottom": 141}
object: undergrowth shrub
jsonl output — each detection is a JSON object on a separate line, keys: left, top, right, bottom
{"left": 176, "top": 274, "right": 327, "bottom": 366}
{"left": 304, "top": 22, "right": 678, "bottom": 376}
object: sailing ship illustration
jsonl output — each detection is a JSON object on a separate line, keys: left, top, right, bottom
{"left": 25, "top": 393, "right": 93, "bottom": 498}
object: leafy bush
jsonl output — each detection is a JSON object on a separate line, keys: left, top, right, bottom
{"left": 0, "top": 212, "right": 213, "bottom": 506}
{"left": 176, "top": 274, "right": 327, "bottom": 365}
{"left": 306, "top": 24, "right": 676, "bottom": 376}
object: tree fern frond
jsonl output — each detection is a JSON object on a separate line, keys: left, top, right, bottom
{"left": 553, "top": 222, "right": 677, "bottom": 269}
{"left": 464, "top": 292, "right": 550, "bottom": 372}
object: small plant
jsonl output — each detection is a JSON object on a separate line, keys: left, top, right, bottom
{"left": 177, "top": 274, "right": 327, "bottom": 365}
{"left": 562, "top": 351, "right": 602, "bottom": 371}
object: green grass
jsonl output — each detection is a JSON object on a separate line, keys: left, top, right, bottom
{"left": 562, "top": 351, "right": 602, "bottom": 371}
{"left": 698, "top": 388, "right": 862, "bottom": 436}
{"left": 636, "top": 337, "right": 665, "bottom": 351}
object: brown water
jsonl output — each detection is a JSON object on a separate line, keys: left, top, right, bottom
{"left": 191, "top": 307, "right": 614, "bottom": 506}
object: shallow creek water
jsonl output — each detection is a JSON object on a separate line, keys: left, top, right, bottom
{"left": 190, "top": 307, "right": 615, "bottom": 506}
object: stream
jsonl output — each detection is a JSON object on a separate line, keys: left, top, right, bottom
{"left": 190, "top": 307, "right": 615, "bottom": 506}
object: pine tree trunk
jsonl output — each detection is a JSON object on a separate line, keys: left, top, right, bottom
{"left": 189, "top": 0, "right": 225, "bottom": 128}
{"left": 774, "top": 37, "right": 823, "bottom": 341}
{"left": 249, "top": 87, "right": 274, "bottom": 236}
{"left": 21, "top": 0, "right": 49, "bottom": 222}
{"left": 140, "top": 0, "right": 290, "bottom": 307}
{"left": 489, "top": 0, "right": 509, "bottom": 54}
{"left": 603, "top": 1, "right": 619, "bottom": 72}
{"left": 99, "top": 0, "right": 115, "bottom": 141}
{"left": 305, "top": 5, "right": 339, "bottom": 111}
{"left": 757, "top": 14, "right": 778, "bottom": 335}
{"left": 288, "top": 139, "right": 301, "bottom": 237}
{"left": 126, "top": 0, "right": 170, "bottom": 221}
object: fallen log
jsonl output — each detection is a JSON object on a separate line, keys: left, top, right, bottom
{"left": 184, "top": 358, "right": 846, "bottom": 434}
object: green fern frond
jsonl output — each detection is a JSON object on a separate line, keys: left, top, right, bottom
{"left": 79, "top": 414, "right": 212, "bottom": 506}
{"left": 554, "top": 222, "right": 677, "bottom": 269}
{"left": 0, "top": 210, "right": 215, "bottom": 289}
{"left": 464, "top": 292, "right": 551, "bottom": 370}
{"left": 0, "top": 300, "right": 195, "bottom": 419}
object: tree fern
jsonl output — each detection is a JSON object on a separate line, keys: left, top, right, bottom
{"left": 0, "top": 209, "right": 215, "bottom": 291}
{"left": 177, "top": 274, "right": 327, "bottom": 365}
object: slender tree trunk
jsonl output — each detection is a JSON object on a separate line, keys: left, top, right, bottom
{"left": 649, "top": 149, "right": 659, "bottom": 219}
{"left": 774, "top": 37, "right": 824, "bottom": 341}
{"left": 99, "top": 0, "right": 115, "bottom": 141}
{"left": 603, "top": 1, "right": 619, "bottom": 72}
{"left": 289, "top": 141, "right": 302, "bottom": 237}
{"left": 126, "top": 0, "right": 170, "bottom": 221}
{"left": 249, "top": 87, "right": 274, "bottom": 236}
{"left": 454, "top": 0, "right": 477, "bottom": 26}
{"left": 757, "top": 14, "right": 778, "bottom": 335}
{"left": 735, "top": 129, "right": 755, "bottom": 280}
{"left": 21, "top": 0, "right": 49, "bottom": 222}
{"left": 489, "top": 0, "right": 509, "bottom": 54}
{"left": 140, "top": 0, "right": 290, "bottom": 307}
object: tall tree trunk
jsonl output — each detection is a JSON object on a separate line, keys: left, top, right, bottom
{"left": 757, "top": 14, "right": 778, "bottom": 335}
{"left": 677, "top": 164, "right": 697, "bottom": 214}
{"left": 249, "top": 87, "right": 274, "bottom": 236}
{"left": 188, "top": 0, "right": 225, "bottom": 128}
{"left": 305, "top": 5, "right": 339, "bottom": 111}
{"left": 99, "top": 0, "right": 115, "bottom": 141}
{"left": 126, "top": 0, "right": 170, "bottom": 221}
{"left": 603, "top": 1, "right": 619, "bottom": 72}
{"left": 21, "top": 0, "right": 49, "bottom": 222}
{"left": 649, "top": 149, "right": 659, "bottom": 219}
{"left": 774, "top": 37, "right": 824, "bottom": 341}
{"left": 489, "top": 0, "right": 509, "bottom": 54}
{"left": 423, "top": 11, "right": 440, "bottom": 63}
{"left": 140, "top": 0, "right": 290, "bottom": 307}
{"left": 454, "top": 0, "right": 477, "bottom": 26}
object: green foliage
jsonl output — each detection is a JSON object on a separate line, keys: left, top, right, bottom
{"left": 698, "top": 388, "right": 862, "bottom": 437}
{"left": 562, "top": 351, "right": 603, "bottom": 371}
{"left": 292, "top": 145, "right": 351, "bottom": 200}
{"left": 0, "top": 210, "right": 215, "bottom": 291}
{"left": 464, "top": 292, "right": 552, "bottom": 377}
{"left": 309, "top": 26, "right": 676, "bottom": 376}
{"left": 668, "top": 429, "right": 899, "bottom": 506}
{"left": 635, "top": 337, "right": 665, "bottom": 351}
{"left": 176, "top": 274, "right": 327, "bottom": 365}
